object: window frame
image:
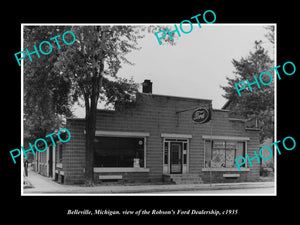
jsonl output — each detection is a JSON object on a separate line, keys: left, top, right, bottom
{"left": 93, "top": 136, "right": 147, "bottom": 168}
{"left": 163, "top": 138, "right": 189, "bottom": 174}
{"left": 204, "top": 138, "right": 248, "bottom": 170}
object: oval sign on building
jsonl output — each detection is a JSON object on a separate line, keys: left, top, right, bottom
{"left": 192, "top": 107, "right": 211, "bottom": 124}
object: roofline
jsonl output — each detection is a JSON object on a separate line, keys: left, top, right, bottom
{"left": 66, "top": 117, "right": 85, "bottom": 121}
{"left": 245, "top": 127, "right": 261, "bottom": 131}
{"left": 138, "top": 92, "right": 212, "bottom": 102}
{"left": 221, "top": 99, "right": 232, "bottom": 109}
{"left": 97, "top": 109, "right": 115, "bottom": 113}
{"left": 213, "top": 108, "right": 230, "bottom": 112}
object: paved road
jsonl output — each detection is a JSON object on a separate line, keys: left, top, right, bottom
{"left": 152, "top": 187, "right": 275, "bottom": 194}
{"left": 24, "top": 169, "right": 274, "bottom": 195}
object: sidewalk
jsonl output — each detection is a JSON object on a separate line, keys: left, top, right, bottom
{"left": 23, "top": 169, "right": 274, "bottom": 194}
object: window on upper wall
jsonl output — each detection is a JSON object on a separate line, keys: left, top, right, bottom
{"left": 204, "top": 140, "right": 246, "bottom": 168}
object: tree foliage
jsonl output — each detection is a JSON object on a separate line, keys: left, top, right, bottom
{"left": 221, "top": 40, "right": 274, "bottom": 142}
{"left": 54, "top": 26, "right": 143, "bottom": 108}
{"left": 264, "top": 26, "right": 274, "bottom": 44}
{"left": 23, "top": 26, "right": 73, "bottom": 143}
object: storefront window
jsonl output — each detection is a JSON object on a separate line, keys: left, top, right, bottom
{"left": 94, "top": 137, "right": 145, "bottom": 168}
{"left": 205, "top": 140, "right": 246, "bottom": 168}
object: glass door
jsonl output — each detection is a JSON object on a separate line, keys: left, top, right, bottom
{"left": 170, "top": 142, "right": 182, "bottom": 174}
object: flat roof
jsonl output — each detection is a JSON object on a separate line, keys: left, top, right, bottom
{"left": 138, "top": 92, "right": 212, "bottom": 102}
{"left": 67, "top": 93, "right": 229, "bottom": 121}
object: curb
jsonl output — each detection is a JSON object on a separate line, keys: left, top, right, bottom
{"left": 108, "top": 183, "right": 275, "bottom": 194}
{"left": 23, "top": 182, "right": 274, "bottom": 194}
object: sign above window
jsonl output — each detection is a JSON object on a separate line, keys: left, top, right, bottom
{"left": 226, "top": 142, "right": 237, "bottom": 149}
{"left": 192, "top": 105, "right": 211, "bottom": 124}
{"left": 213, "top": 141, "right": 225, "bottom": 149}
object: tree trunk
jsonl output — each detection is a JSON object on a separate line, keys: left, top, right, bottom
{"left": 85, "top": 116, "right": 93, "bottom": 185}
{"left": 84, "top": 69, "right": 103, "bottom": 186}
{"left": 84, "top": 89, "right": 99, "bottom": 185}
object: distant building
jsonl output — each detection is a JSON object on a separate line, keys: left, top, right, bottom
{"left": 260, "top": 137, "right": 274, "bottom": 168}
{"left": 32, "top": 132, "right": 66, "bottom": 183}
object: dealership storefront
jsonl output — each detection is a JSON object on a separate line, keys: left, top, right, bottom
{"left": 35, "top": 80, "right": 260, "bottom": 184}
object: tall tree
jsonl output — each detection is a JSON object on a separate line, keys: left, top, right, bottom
{"left": 221, "top": 40, "right": 274, "bottom": 142}
{"left": 54, "top": 26, "right": 173, "bottom": 185}
{"left": 264, "top": 25, "right": 274, "bottom": 44}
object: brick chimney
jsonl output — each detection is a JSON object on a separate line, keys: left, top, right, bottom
{"left": 142, "top": 79, "right": 152, "bottom": 94}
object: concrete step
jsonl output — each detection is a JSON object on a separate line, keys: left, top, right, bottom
{"left": 172, "top": 178, "right": 203, "bottom": 182}
{"left": 174, "top": 181, "right": 203, "bottom": 184}
{"left": 170, "top": 178, "right": 202, "bottom": 181}
{"left": 169, "top": 174, "right": 203, "bottom": 184}
{"left": 170, "top": 174, "right": 201, "bottom": 178}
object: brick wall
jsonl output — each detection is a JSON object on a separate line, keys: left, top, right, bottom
{"left": 93, "top": 172, "right": 150, "bottom": 184}
{"left": 63, "top": 92, "right": 260, "bottom": 184}
{"left": 64, "top": 119, "right": 86, "bottom": 184}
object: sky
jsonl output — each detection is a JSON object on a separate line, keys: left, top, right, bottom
{"left": 72, "top": 24, "right": 274, "bottom": 118}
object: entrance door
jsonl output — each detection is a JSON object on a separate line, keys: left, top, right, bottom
{"left": 170, "top": 142, "right": 182, "bottom": 174}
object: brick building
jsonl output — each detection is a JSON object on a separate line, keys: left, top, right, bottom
{"left": 34, "top": 80, "right": 261, "bottom": 184}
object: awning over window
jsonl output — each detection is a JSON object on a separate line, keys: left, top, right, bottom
{"left": 84, "top": 130, "right": 150, "bottom": 137}
{"left": 161, "top": 133, "right": 192, "bottom": 139}
{"left": 202, "top": 135, "right": 250, "bottom": 141}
